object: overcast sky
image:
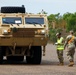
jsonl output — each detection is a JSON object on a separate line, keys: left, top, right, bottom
{"left": 0, "top": 0, "right": 76, "bottom": 15}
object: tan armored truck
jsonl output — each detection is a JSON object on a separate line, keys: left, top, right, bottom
{"left": 0, "top": 6, "right": 48, "bottom": 64}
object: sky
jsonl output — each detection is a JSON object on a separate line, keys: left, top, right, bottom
{"left": 0, "top": 0, "right": 76, "bottom": 15}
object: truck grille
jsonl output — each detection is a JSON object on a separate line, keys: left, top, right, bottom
{"left": 13, "top": 28, "right": 36, "bottom": 37}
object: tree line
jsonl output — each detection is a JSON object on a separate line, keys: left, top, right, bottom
{"left": 47, "top": 12, "right": 76, "bottom": 42}
{"left": 48, "top": 12, "right": 76, "bottom": 31}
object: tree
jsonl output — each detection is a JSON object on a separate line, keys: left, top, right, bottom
{"left": 48, "top": 13, "right": 65, "bottom": 29}
{"left": 63, "top": 12, "right": 76, "bottom": 31}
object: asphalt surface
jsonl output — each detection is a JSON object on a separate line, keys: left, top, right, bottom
{"left": 0, "top": 44, "right": 76, "bottom": 75}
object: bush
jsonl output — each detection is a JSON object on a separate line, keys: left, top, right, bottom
{"left": 49, "top": 28, "right": 63, "bottom": 43}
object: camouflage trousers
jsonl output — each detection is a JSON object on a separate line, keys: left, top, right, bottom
{"left": 57, "top": 50, "right": 64, "bottom": 63}
{"left": 66, "top": 47, "right": 75, "bottom": 62}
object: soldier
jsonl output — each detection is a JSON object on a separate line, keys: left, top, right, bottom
{"left": 64, "top": 30, "right": 76, "bottom": 67}
{"left": 55, "top": 32, "right": 64, "bottom": 65}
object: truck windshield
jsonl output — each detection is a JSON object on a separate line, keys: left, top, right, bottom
{"left": 25, "top": 18, "right": 44, "bottom": 25}
{"left": 2, "top": 17, "right": 22, "bottom": 24}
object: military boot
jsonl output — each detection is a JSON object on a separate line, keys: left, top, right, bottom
{"left": 68, "top": 61, "right": 74, "bottom": 67}
{"left": 57, "top": 62, "right": 64, "bottom": 66}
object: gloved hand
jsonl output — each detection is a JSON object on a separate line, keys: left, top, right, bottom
{"left": 55, "top": 42, "right": 58, "bottom": 45}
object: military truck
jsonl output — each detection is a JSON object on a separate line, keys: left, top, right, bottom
{"left": 0, "top": 5, "right": 48, "bottom": 64}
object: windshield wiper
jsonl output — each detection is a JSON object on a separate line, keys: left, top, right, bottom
{"left": 32, "top": 22, "right": 42, "bottom": 26}
{"left": 17, "top": 24, "right": 19, "bottom": 26}
{"left": 26, "top": 22, "right": 36, "bottom": 26}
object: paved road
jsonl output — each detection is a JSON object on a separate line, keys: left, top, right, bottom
{"left": 0, "top": 44, "right": 76, "bottom": 75}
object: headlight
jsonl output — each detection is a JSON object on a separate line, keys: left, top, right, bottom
{"left": 2, "top": 30, "right": 8, "bottom": 35}
{"left": 35, "top": 29, "right": 46, "bottom": 34}
{"left": 41, "top": 30, "right": 45, "bottom": 34}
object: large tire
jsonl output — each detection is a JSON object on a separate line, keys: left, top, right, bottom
{"left": 1, "top": 7, "right": 25, "bottom": 13}
{"left": 7, "top": 56, "right": 24, "bottom": 61}
{"left": 26, "top": 46, "right": 42, "bottom": 64}
{"left": 0, "top": 47, "right": 3, "bottom": 64}
{"left": 26, "top": 56, "right": 32, "bottom": 64}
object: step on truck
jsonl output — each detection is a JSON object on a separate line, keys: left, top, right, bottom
{"left": 0, "top": 5, "right": 48, "bottom": 64}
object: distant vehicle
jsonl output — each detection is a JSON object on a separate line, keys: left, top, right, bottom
{"left": 0, "top": 5, "right": 48, "bottom": 64}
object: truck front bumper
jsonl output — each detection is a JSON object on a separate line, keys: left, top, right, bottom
{"left": 0, "top": 37, "right": 48, "bottom": 46}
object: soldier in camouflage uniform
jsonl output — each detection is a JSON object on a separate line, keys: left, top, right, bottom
{"left": 64, "top": 30, "right": 76, "bottom": 67}
{"left": 55, "top": 32, "right": 64, "bottom": 65}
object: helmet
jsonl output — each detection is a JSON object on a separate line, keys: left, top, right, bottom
{"left": 70, "top": 30, "right": 74, "bottom": 34}
{"left": 56, "top": 32, "right": 61, "bottom": 36}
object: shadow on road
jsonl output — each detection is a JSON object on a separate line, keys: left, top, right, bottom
{"left": 1, "top": 59, "right": 58, "bottom": 65}
{"left": 2, "top": 59, "right": 68, "bottom": 66}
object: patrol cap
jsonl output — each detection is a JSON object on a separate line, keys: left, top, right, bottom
{"left": 56, "top": 32, "right": 61, "bottom": 36}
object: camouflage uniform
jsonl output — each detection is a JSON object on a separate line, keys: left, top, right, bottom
{"left": 55, "top": 32, "right": 64, "bottom": 65}
{"left": 57, "top": 37, "right": 64, "bottom": 64}
{"left": 64, "top": 34, "right": 76, "bottom": 66}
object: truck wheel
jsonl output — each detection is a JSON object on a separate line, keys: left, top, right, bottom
{"left": 26, "top": 56, "right": 32, "bottom": 64}
{"left": 7, "top": 56, "right": 24, "bottom": 61}
{"left": 26, "top": 46, "right": 42, "bottom": 64}
{"left": 1, "top": 7, "right": 25, "bottom": 13}
{"left": 0, "top": 47, "right": 3, "bottom": 64}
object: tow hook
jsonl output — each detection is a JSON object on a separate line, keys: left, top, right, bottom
{"left": 13, "top": 42, "right": 16, "bottom": 50}
{"left": 27, "top": 43, "right": 32, "bottom": 56}
{"left": 29, "top": 43, "right": 32, "bottom": 50}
